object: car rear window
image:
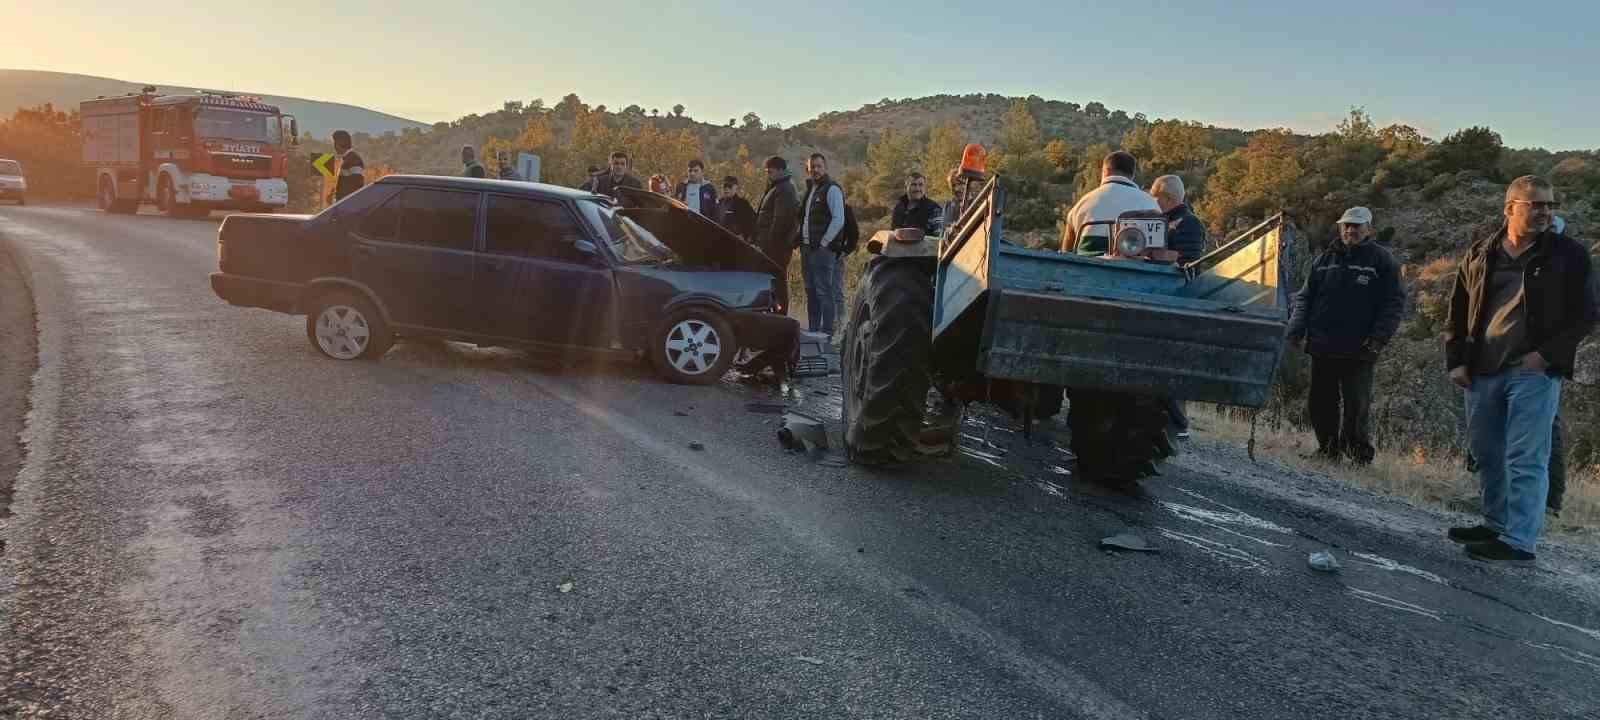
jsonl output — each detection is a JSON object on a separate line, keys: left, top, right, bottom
{"left": 393, "top": 189, "right": 478, "bottom": 251}
{"left": 484, "top": 195, "right": 589, "bottom": 263}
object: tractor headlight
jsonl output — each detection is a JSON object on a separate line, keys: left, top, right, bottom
{"left": 1115, "top": 226, "right": 1148, "bottom": 257}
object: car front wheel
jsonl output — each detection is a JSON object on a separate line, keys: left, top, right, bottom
{"left": 306, "top": 291, "right": 392, "bottom": 361}
{"left": 651, "top": 309, "right": 736, "bottom": 385}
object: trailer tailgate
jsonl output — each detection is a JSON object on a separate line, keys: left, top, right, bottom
{"left": 978, "top": 289, "right": 1285, "bottom": 407}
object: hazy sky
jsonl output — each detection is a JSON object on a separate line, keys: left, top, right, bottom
{"left": 5, "top": 1, "right": 1595, "bottom": 149}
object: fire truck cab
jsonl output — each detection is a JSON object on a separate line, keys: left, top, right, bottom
{"left": 82, "top": 88, "right": 297, "bottom": 217}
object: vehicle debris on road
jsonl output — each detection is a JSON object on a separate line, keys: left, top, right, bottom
{"left": 1309, "top": 550, "right": 1342, "bottom": 573}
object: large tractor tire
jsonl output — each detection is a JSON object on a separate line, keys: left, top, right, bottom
{"left": 1068, "top": 390, "right": 1173, "bottom": 488}
{"left": 842, "top": 258, "right": 936, "bottom": 466}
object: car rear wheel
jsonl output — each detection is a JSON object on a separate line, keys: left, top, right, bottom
{"left": 306, "top": 290, "right": 392, "bottom": 361}
{"left": 651, "top": 309, "right": 735, "bottom": 385}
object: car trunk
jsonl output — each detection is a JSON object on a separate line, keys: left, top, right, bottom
{"left": 615, "top": 188, "right": 783, "bottom": 285}
{"left": 217, "top": 213, "right": 338, "bottom": 283}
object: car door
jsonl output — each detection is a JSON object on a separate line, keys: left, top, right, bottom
{"left": 349, "top": 187, "right": 479, "bottom": 330}
{"left": 472, "top": 194, "right": 615, "bottom": 349}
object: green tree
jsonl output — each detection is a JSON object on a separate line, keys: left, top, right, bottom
{"left": 1195, "top": 129, "right": 1303, "bottom": 233}
{"left": 864, "top": 128, "right": 923, "bottom": 208}
{"left": 922, "top": 121, "right": 966, "bottom": 200}
{"left": 1044, "top": 138, "right": 1075, "bottom": 172}
{"left": 999, "top": 98, "right": 1043, "bottom": 156}
{"left": 1429, "top": 126, "right": 1504, "bottom": 178}
{"left": 672, "top": 104, "right": 685, "bottom": 118}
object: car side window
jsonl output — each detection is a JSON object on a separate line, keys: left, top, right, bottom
{"left": 358, "top": 192, "right": 400, "bottom": 241}
{"left": 484, "top": 195, "right": 590, "bottom": 263}
{"left": 395, "top": 189, "right": 478, "bottom": 251}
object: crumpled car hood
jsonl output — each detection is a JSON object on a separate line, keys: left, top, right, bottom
{"left": 616, "top": 187, "right": 782, "bottom": 282}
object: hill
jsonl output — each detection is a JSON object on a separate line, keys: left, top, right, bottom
{"left": 0, "top": 69, "right": 428, "bottom": 137}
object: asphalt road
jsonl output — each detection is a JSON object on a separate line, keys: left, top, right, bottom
{"left": 1, "top": 203, "right": 1598, "bottom": 719}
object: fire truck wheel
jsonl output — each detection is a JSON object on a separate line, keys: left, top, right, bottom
{"left": 842, "top": 257, "right": 936, "bottom": 466}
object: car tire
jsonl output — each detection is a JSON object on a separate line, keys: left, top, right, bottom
{"left": 651, "top": 308, "right": 736, "bottom": 385}
{"left": 841, "top": 257, "right": 936, "bottom": 466}
{"left": 100, "top": 177, "right": 136, "bottom": 214}
{"left": 306, "top": 290, "right": 393, "bottom": 361}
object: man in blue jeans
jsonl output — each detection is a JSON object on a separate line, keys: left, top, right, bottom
{"left": 1444, "top": 175, "right": 1596, "bottom": 563}
{"left": 796, "top": 153, "right": 846, "bottom": 337}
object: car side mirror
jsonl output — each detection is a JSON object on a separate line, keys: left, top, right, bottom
{"left": 575, "top": 239, "right": 604, "bottom": 264}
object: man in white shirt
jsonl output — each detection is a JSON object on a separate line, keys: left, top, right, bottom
{"left": 1060, "top": 151, "right": 1160, "bottom": 255}
{"left": 673, "top": 159, "right": 718, "bottom": 217}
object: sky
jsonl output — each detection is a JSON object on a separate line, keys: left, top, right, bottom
{"left": 4, "top": 0, "right": 1596, "bottom": 149}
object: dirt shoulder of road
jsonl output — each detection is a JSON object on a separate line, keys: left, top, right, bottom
{"left": 0, "top": 230, "right": 37, "bottom": 529}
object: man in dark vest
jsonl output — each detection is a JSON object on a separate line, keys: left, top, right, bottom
{"left": 797, "top": 153, "right": 846, "bottom": 337}
{"left": 754, "top": 157, "right": 799, "bottom": 309}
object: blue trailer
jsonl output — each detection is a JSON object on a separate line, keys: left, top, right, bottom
{"left": 841, "top": 173, "right": 1293, "bottom": 484}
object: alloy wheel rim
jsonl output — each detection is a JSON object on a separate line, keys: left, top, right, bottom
{"left": 664, "top": 319, "right": 721, "bottom": 375}
{"left": 315, "top": 305, "right": 371, "bottom": 360}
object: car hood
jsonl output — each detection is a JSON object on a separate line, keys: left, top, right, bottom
{"left": 616, "top": 187, "right": 782, "bottom": 282}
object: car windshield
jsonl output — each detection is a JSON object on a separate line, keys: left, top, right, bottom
{"left": 578, "top": 199, "right": 676, "bottom": 265}
{"left": 195, "top": 109, "right": 282, "bottom": 144}
{"left": 0, "top": 160, "right": 20, "bottom": 175}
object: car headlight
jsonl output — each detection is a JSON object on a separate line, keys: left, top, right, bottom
{"left": 1115, "top": 226, "right": 1148, "bottom": 257}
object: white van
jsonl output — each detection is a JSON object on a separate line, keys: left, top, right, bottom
{"left": 0, "top": 159, "right": 24, "bottom": 205}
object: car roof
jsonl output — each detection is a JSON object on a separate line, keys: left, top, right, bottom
{"left": 377, "top": 174, "right": 601, "bottom": 201}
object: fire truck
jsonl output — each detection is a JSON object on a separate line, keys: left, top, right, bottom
{"left": 81, "top": 87, "right": 298, "bottom": 217}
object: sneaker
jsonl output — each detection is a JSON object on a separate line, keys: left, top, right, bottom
{"left": 1464, "top": 539, "right": 1536, "bottom": 565}
{"left": 1447, "top": 525, "right": 1498, "bottom": 544}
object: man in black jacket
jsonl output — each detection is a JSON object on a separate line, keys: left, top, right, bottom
{"left": 717, "top": 176, "right": 756, "bottom": 241}
{"left": 593, "top": 151, "right": 642, "bottom": 198}
{"left": 754, "top": 156, "right": 799, "bottom": 308}
{"left": 330, "top": 130, "right": 364, "bottom": 203}
{"left": 1444, "top": 176, "right": 1596, "bottom": 563}
{"left": 891, "top": 173, "right": 943, "bottom": 236}
{"left": 1286, "top": 206, "right": 1406, "bottom": 464}
{"left": 1151, "top": 175, "right": 1206, "bottom": 263}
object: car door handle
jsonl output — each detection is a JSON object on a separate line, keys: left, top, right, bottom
{"left": 481, "top": 260, "right": 505, "bottom": 272}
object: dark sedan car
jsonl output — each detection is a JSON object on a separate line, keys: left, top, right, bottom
{"left": 209, "top": 175, "right": 796, "bottom": 384}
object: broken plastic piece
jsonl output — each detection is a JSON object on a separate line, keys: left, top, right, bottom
{"left": 1100, "top": 533, "right": 1158, "bottom": 553}
{"left": 1308, "top": 550, "right": 1341, "bottom": 573}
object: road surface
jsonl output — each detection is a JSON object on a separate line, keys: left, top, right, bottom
{"left": 1, "top": 203, "right": 1597, "bottom": 719}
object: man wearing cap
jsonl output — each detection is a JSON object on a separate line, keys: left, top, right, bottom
{"left": 1286, "top": 206, "right": 1406, "bottom": 465}
{"left": 717, "top": 176, "right": 756, "bottom": 241}
{"left": 1445, "top": 176, "right": 1596, "bottom": 563}
{"left": 1059, "top": 151, "right": 1161, "bottom": 255}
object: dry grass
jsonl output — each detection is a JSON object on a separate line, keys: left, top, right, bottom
{"left": 1192, "top": 406, "right": 1600, "bottom": 535}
